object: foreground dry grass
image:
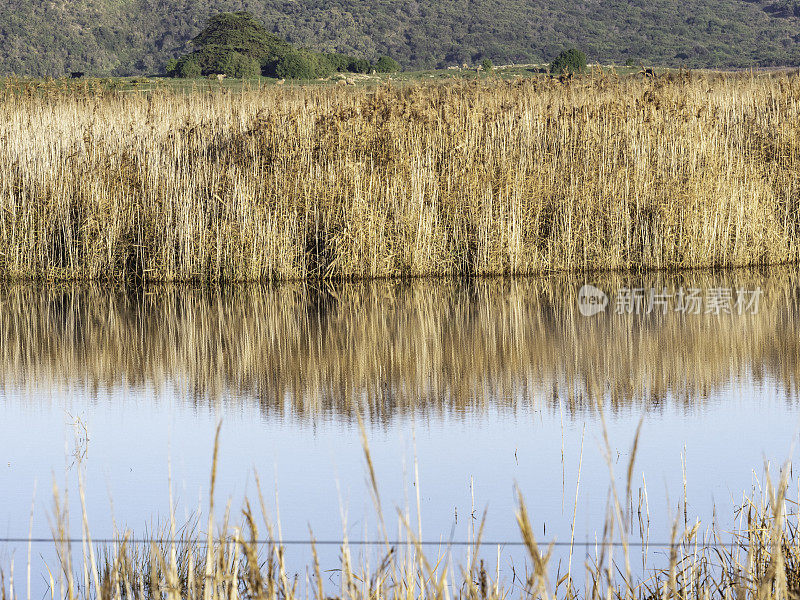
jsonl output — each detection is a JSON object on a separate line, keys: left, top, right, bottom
{"left": 0, "top": 72, "right": 799, "bottom": 280}
{"left": 1, "top": 428, "right": 799, "bottom": 600}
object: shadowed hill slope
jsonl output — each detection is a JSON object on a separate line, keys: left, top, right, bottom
{"left": 0, "top": 0, "right": 798, "bottom": 76}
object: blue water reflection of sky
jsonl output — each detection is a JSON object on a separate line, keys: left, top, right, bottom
{"left": 2, "top": 375, "right": 798, "bottom": 553}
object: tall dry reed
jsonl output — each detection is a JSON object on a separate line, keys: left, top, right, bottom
{"left": 0, "top": 73, "right": 799, "bottom": 281}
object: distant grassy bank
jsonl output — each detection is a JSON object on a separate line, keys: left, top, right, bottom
{"left": 0, "top": 72, "right": 798, "bottom": 281}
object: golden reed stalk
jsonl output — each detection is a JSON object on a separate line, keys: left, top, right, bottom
{"left": 0, "top": 72, "right": 799, "bottom": 281}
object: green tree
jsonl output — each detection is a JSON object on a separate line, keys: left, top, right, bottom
{"left": 172, "top": 47, "right": 260, "bottom": 78}
{"left": 191, "top": 12, "right": 291, "bottom": 62}
{"left": 481, "top": 58, "right": 494, "bottom": 72}
{"left": 215, "top": 52, "right": 260, "bottom": 78}
{"left": 323, "top": 53, "right": 354, "bottom": 72}
{"left": 549, "top": 48, "right": 587, "bottom": 74}
{"left": 374, "top": 55, "right": 401, "bottom": 72}
{"left": 164, "top": 58, "right": 178, "bottom": 76}
{"left": 274, "top": 52, "right": 315, "bottom": 79}
{"left": 174, "top": 56, "right": 201, "bottom": 77}
{"left": 172, "top": 13, "right": 373, "bottom": 79}
{"left": 347, "top": 58, "right": 372, "bottom": 73}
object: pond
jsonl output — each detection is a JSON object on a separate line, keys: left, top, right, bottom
{"left": 1, "top": 268, "right": 799, "bottom": 595}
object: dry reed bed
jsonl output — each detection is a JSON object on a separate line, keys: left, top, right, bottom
{"left": 1, "top": 74, "right": 800, "bottom": 281}
{"left": 1, "top": 268, "right": 798, "bottom": 416}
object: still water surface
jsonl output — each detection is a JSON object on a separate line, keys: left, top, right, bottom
{"left": 1, "top": 269, "right": 799, "bottom": 589}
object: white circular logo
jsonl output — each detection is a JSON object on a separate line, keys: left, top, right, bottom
{"left": 578, "top": 284, "right": 608, "bottom": 317}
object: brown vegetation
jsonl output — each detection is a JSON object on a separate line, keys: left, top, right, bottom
{"left": 0, "top": 73, "right": 799, "bottom": 281}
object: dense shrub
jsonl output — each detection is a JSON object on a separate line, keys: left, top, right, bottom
{"left": 274, "top": 52, "right": 315, "bottom": 79}
{"left": 219, "top": 52, "right": 260, "bottom": 78}
{"left": 165, "top": 58, "right": 178, "bottom": 76}
{"left": 174, "top": 56, "right": 201, "bottom": 77}
{"left": 374, "top": 55, "right": 401, "bottom": 72}
{"left": 323, "top": 53, "right": 355, "bottom": 72}
{"left": 309, "top": 52, "right": 346, "bottom": 77}
{"left": 172, "top": 47, "right": 260, "bottom": 78}
{"left": 205, "top": 49, "right": 260, "bottom": 77}
{"left": 549, "top": 48, "right": 587, "bottom": 74}
{"left": 347, "top": 58, "right": 372, "bottom": 73}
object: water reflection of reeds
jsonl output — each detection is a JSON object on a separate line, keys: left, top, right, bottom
{"left": 1, "top": 268, "right": 798, "bottom": 419}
